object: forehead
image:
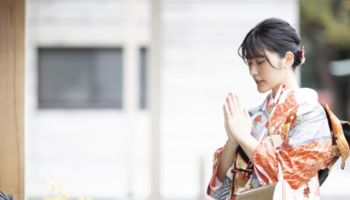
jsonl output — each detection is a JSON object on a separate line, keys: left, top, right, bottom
{"left": 246, "top": 48, "right": 279, "bottom": 60}
{"left": 246, "top": 56, "right": 265, "bottom": 60}
{"left": 244, "top": 45, "right": 266, "bottom": 59}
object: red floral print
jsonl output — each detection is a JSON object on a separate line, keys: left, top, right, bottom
{"left": 253, "top": 115, "right": 263, "bottom": 128}
{"left": 304, "top": 187, "right": 310, "bottom": 198}
{"left": 253, "top": 140, "right": 332, "bottom": 189}
{"left": 254, "top": 115, "right": 262, "bottom": 123}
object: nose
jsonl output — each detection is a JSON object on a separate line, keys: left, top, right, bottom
{"left": 249, "top": 64, "right": 258, "bottom": 76}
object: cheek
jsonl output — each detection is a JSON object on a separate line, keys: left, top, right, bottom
{"left": 260, "top": 66, "right": 275, "bottom": 80}
{"left": 260, "top": 66, "right": 282, "bottom": 86}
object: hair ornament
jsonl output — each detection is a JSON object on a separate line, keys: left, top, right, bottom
{"left": 299, "top": 46, "right": 306, "bottom": 65}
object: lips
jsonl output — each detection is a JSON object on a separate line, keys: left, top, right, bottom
{"left": 254, "top": 79, "right": 264, "bottom": 85}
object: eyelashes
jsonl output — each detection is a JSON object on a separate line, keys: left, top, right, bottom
{"left": 248, "top": 60, "right": 265, "bottom": 66}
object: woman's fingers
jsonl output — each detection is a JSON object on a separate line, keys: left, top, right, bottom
{"left": 231, "top": 94, "right": 238, "bottom": 111}
{"left": 227, "top": 95, "right": 234, "bottom": 116}
{"left": 226, "top": 93, "right": 246, "bottom": 116}
{"left": 236, "top": 94, "right": 243, "bottom": 111}
{"left": 223, "top": 103, "right": 231, "bottom": 120}
{"left": 232, "top": 94, "right": 242, "bottom": 114}
{"left": 223, "top": 104, "right": 227, "bottom": 118}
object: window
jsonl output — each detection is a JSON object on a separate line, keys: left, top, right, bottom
{"left": 38, "top": 48, "right": 123, "bottom": 108}
{"left": 140, "top": 48, "right": 147, "bottom": 109}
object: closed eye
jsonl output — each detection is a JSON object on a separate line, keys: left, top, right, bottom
{"left": 257, "top": 61, "right": 265, "bottom": 65}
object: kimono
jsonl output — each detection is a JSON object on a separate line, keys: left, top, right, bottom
{"left": 207, "top": 88, "right": 333, "bottom": 200}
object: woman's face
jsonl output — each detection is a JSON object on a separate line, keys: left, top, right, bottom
{"left": 246, "top": 50, "right": 286, "bottom": 95}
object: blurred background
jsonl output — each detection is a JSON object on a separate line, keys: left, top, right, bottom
{"left": 24, "top": 0, "right": 350, "bottom": 200}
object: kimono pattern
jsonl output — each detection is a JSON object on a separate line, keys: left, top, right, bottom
{"left": 207, "top": 88, "right": 332, "bottom": 200}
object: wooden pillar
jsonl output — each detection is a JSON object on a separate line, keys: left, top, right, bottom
{"left": 149, "top": 0, "right": 162, "bottom": 200}
{"left": 0, "top": 0, "right": 25, "bottom": 199}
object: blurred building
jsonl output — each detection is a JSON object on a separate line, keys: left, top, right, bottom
{"left": 25, "top": 0, "right": 303, "bottom": 200}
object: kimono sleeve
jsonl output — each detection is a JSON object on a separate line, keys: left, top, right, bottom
{"left": 253, "top": 104, "right": 332, "bottom": 190}
{"left": 206, "top": 147, "right": 234, "bottom": 200}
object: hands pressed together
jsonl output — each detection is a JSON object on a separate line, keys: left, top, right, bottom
{"left": 217, "top": 93, "right": 258, "bottom": 181}
{"left": 223, "top": 93, "right": 253, "bottom": 145}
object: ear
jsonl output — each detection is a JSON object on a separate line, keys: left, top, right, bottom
{"left": 283, "top": 51, "right": 294, "bottom": 69}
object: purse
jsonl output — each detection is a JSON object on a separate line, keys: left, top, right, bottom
{"left": 318, "top": 104, "right": 350, "bottom": 186}
{"left": 235, "top": 161, "right": 293, "bottom": 200}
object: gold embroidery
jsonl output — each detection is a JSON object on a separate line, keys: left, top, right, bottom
{"left": 233, "top": 152, "right": 250, "bottom": 196}
{"left": 235, "top": 172, "right": 240, "bottom": 179}
{"left": 233, "top": 187, "right": 238, "bottom": 195}
{"left": 284, "top": 123, "right": 291, "bottom": 137}
{"left": 236, "top": 152, "right": 247, "bottom": 169}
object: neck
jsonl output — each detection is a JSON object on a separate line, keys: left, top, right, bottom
{"left": 272, "top": 71, "right": 299, "bottom": 99}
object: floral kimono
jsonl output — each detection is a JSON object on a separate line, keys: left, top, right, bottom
{"left": 207, "top": 88, "right": 334, "bottom": 200}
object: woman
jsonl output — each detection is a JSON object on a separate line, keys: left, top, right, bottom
{"left": 207, "top": 18, "right": 333, "bottom": 200}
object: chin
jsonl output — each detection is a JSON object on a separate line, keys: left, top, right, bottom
{"left": 257, "top": 86, "right": 270, "bottom": 94}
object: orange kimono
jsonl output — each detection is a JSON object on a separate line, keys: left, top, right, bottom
{"left": 207, "top": 88, "right": 334, "bottom": 200}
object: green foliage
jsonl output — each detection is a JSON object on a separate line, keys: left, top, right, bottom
{"left": 299, "top": 36, "right": 322, "bottom": 89}
{"left": 300, "top": 0, "right": 350, "bottom": 49}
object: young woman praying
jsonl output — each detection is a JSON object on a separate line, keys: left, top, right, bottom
{"left": 207, "top": 18, "right": 333, "bottom": 200}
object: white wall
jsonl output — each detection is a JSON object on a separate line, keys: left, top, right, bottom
{"left": 160, "top": 1, "right": 299, "bottom": 199}
{"left": 25, "top": 0, "right": 305, "bottom": 200}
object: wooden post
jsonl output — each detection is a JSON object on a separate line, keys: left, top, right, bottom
{"left": 0, "top": 0, "right": 25, "bottom": 199}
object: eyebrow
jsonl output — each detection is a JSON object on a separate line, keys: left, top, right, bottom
{"left": 246, "top": 56, "right": 265, "bottom": 60}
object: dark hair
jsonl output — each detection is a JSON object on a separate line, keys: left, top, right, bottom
{"left": 238, "top": 18, "right": 303, "bottom": 70}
